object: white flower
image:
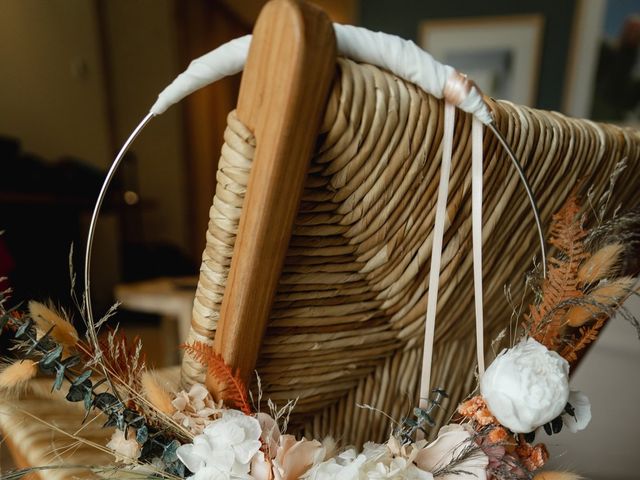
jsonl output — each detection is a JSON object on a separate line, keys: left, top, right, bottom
{"left": 256, "top": 411, "right": 281, "bottom": 456}
{"left": 562, "top": 390, "right": 591, "bottom": 433}
{"left": 367, "top": 456, "right": 433, "bottom": 479}
{"left": 480, "top": 338, "right": 570, "bottom": 433}
{"left": 307, "top": 443, "right": 386, "bottom": 480}
{"left": 272, "top": 434, "right": 326, "bottom": 480}
{"left": 177, "top": 410, "right": 262, "bottom": 478}
{"left": 172, "top": 383, "right": 222, "bottom": 434}
{"left": 309, "top": 448, "right": 368, "bottom": 480}
{"left": 106, "top": 428, "right": 141, "bottom": 464}
{"left": 414, "top": 424, "right": 487, "bottom": 480}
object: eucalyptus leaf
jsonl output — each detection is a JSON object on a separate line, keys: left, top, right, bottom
{"left": 423, "top": 413, "right": 435, "bottom": 427}
{"left": 136, "top": 425, "right": 149, "bottom": 444}
{"left": 84, "top": 389, "right": 93, "bottom": 412}
{"left": 62, "top": 355, "right": 81, "bottom": 369}
{"left": 66, "top": 383, "right": 85, "bottom": 402}
{"left": 116, "top": 414, "right": 125, "bottom": 431}
{"left": 40, "top": 345, "right": 63, "bottom": 368}
{"left": 0, "top": 314, "right": 9, "bottom": 331}
{"left": 72, "top": 370, "right": 92, "bottom": 386}
{"left": 94, "top": 392, "right": 120, "bottom": 412}
{"left": 162, "top": 440, "right": 180, "bottom": 464}
{"left": 103, "top": 415, "right": 117, "bottom": 428}
{"left": 123, "top": 409, "right": 145, "bottom": 429}
{"left": 52, "top": 365, "right": 65, "bottom": 391}
{"left": 168, "top": 461, "right": 185, "bottom": 477}
{"left": 15, "top": 319, "right": 33, "bottom": 338}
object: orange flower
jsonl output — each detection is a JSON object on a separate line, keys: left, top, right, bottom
{"left": 516, "top": 442, "right": 549, "bottom": 471}
{"left": 457, "top": 395, "right": 498, "bottom": 426}
{"left": 487, "top": 426, "right": 509, "bottom": 444}
{"left": 457, "top": 395, "right": 483, "bottom": 417}
{"left": 475, "top": 406, "right": 497, "bottom": 426}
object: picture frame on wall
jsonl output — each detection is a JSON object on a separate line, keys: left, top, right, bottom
{"left": 564, "top": 0, "right": 640, "bottom": 122}
{"left": 419, "top": 15, "right": 544, "bottom": 107}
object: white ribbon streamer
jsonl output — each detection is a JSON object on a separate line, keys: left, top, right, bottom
{"left": 472, "top": 117, "right": 485, "bottom": 377}
{"left": 419, "top": 102, "right": 455, "bottom": 409}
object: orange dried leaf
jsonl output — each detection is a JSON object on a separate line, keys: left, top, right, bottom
{"left": 529, "top": 194, "right": 588, "bottom": 348}
{"left": 182, "top": 342, "right": 252, "bottom": 415}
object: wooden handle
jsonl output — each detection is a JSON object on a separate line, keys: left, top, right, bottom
{"left": 207, "top": 0, "right": 336, "bottom": 389}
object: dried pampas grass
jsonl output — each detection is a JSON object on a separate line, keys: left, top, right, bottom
{"left": 0, "top": 359, "right": 37, "bottom": 393}
{"left": 577, "top": 243, "right": 623, "bottom": 284}
{"left": 533, "top": 472, "right": 582, "bottom": 480}
{"left": 142, "top": 371, "right": 175, "bottom": 415}
{"left": 29, "top": 301, "right": 79, "bottom": 353}
{"left": 565, "top": 276, "right": 636, "bottom": 327}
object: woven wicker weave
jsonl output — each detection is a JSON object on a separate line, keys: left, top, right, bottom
{"left": 182, "top": 58, "right": 640, "bottom": 445}
{"left": 2, "top": 58, "right": 640, "bottom": 479}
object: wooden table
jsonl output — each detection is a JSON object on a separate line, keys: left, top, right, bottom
{"left": 114, "top": 276, "right": 197, "bottom": 365}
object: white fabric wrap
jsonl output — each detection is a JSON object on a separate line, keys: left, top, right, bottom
{"left": 151, "top": 35, "right": 251, "bottom": 115}
{"left": 150, "top": 24, "right": 492, "bottom": 124}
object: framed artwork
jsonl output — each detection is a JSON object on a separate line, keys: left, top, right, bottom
{"left": 564, "top": 0, "right": 640, "bottom": 121}
{"left": 419, "top": 15, "right": 544, "bottom": 106}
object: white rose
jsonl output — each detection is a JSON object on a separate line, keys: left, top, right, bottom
{"left": 306, "top": 444, "right": 386, "bottom": 480}
{"left": 177, "top": 410, "right": 262, "bottom": 478}
{"left": 367, "top": 457, "right": 434, "bottom": 479}
{"left": 480, "top": 338, "right": 570, "bottom": 433}
{"left": 308, "top": 448, "right": 368, "bottom": 480}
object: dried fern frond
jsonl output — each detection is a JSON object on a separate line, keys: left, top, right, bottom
{"left": 142, "top": 371, "right": 175, "bottom": 415}
{"left": 561, "top": 317, "right": 606, "bottom": 363}
{"left": 0, "top": 359, "right": 38, "bottom": 393}
{"left": 577, "top": 243, "right": 623, "bottom": 284}
{"left": 84, "top": 327, "right": 146, "bottom": 401}
{"left": 29, "top": 301, "right": 79, "bottom": 354}
{"left": 182, "top": 342, "right": 252, "bottom": 415}
{"left": 528, "top": 194, "right": 588, "bottom": 347}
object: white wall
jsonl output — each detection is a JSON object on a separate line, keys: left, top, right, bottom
{"left": 547, "top": 294, "right": 640, "bottom": 479}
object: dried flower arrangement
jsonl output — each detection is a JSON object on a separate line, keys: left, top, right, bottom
{"left": 1, "top": 163, "right": 638, "bottom": 480}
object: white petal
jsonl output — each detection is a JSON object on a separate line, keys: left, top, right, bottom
{"left": 193, "top": 466, "right": 232, "bottom": 480}
{"left": 563, "top": 390, "right": 592, "bottom": 433}
{"left": 233, "top": 439, "right": 262, "bottom": 464}
{"left": 177, "top": 444, "right": 206, "bottom": 473}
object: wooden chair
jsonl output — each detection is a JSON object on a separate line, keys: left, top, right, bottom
{"left": 2, "top": 0, "right": 640, "bottom": 476}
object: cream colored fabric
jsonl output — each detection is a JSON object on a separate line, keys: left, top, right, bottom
{"left": 183, "top": 58, "right": 640, "bottom": 445}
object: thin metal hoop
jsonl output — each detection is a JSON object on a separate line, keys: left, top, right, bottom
{"left": 83, "top": 112, "right": 155, "bottom": 392}
{"left": 488, "top": 121, "right": 548, "bottom": 277}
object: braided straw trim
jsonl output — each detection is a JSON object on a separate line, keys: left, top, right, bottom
{"left": 182, "top": 58, "right": 640, "bottom": 444}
